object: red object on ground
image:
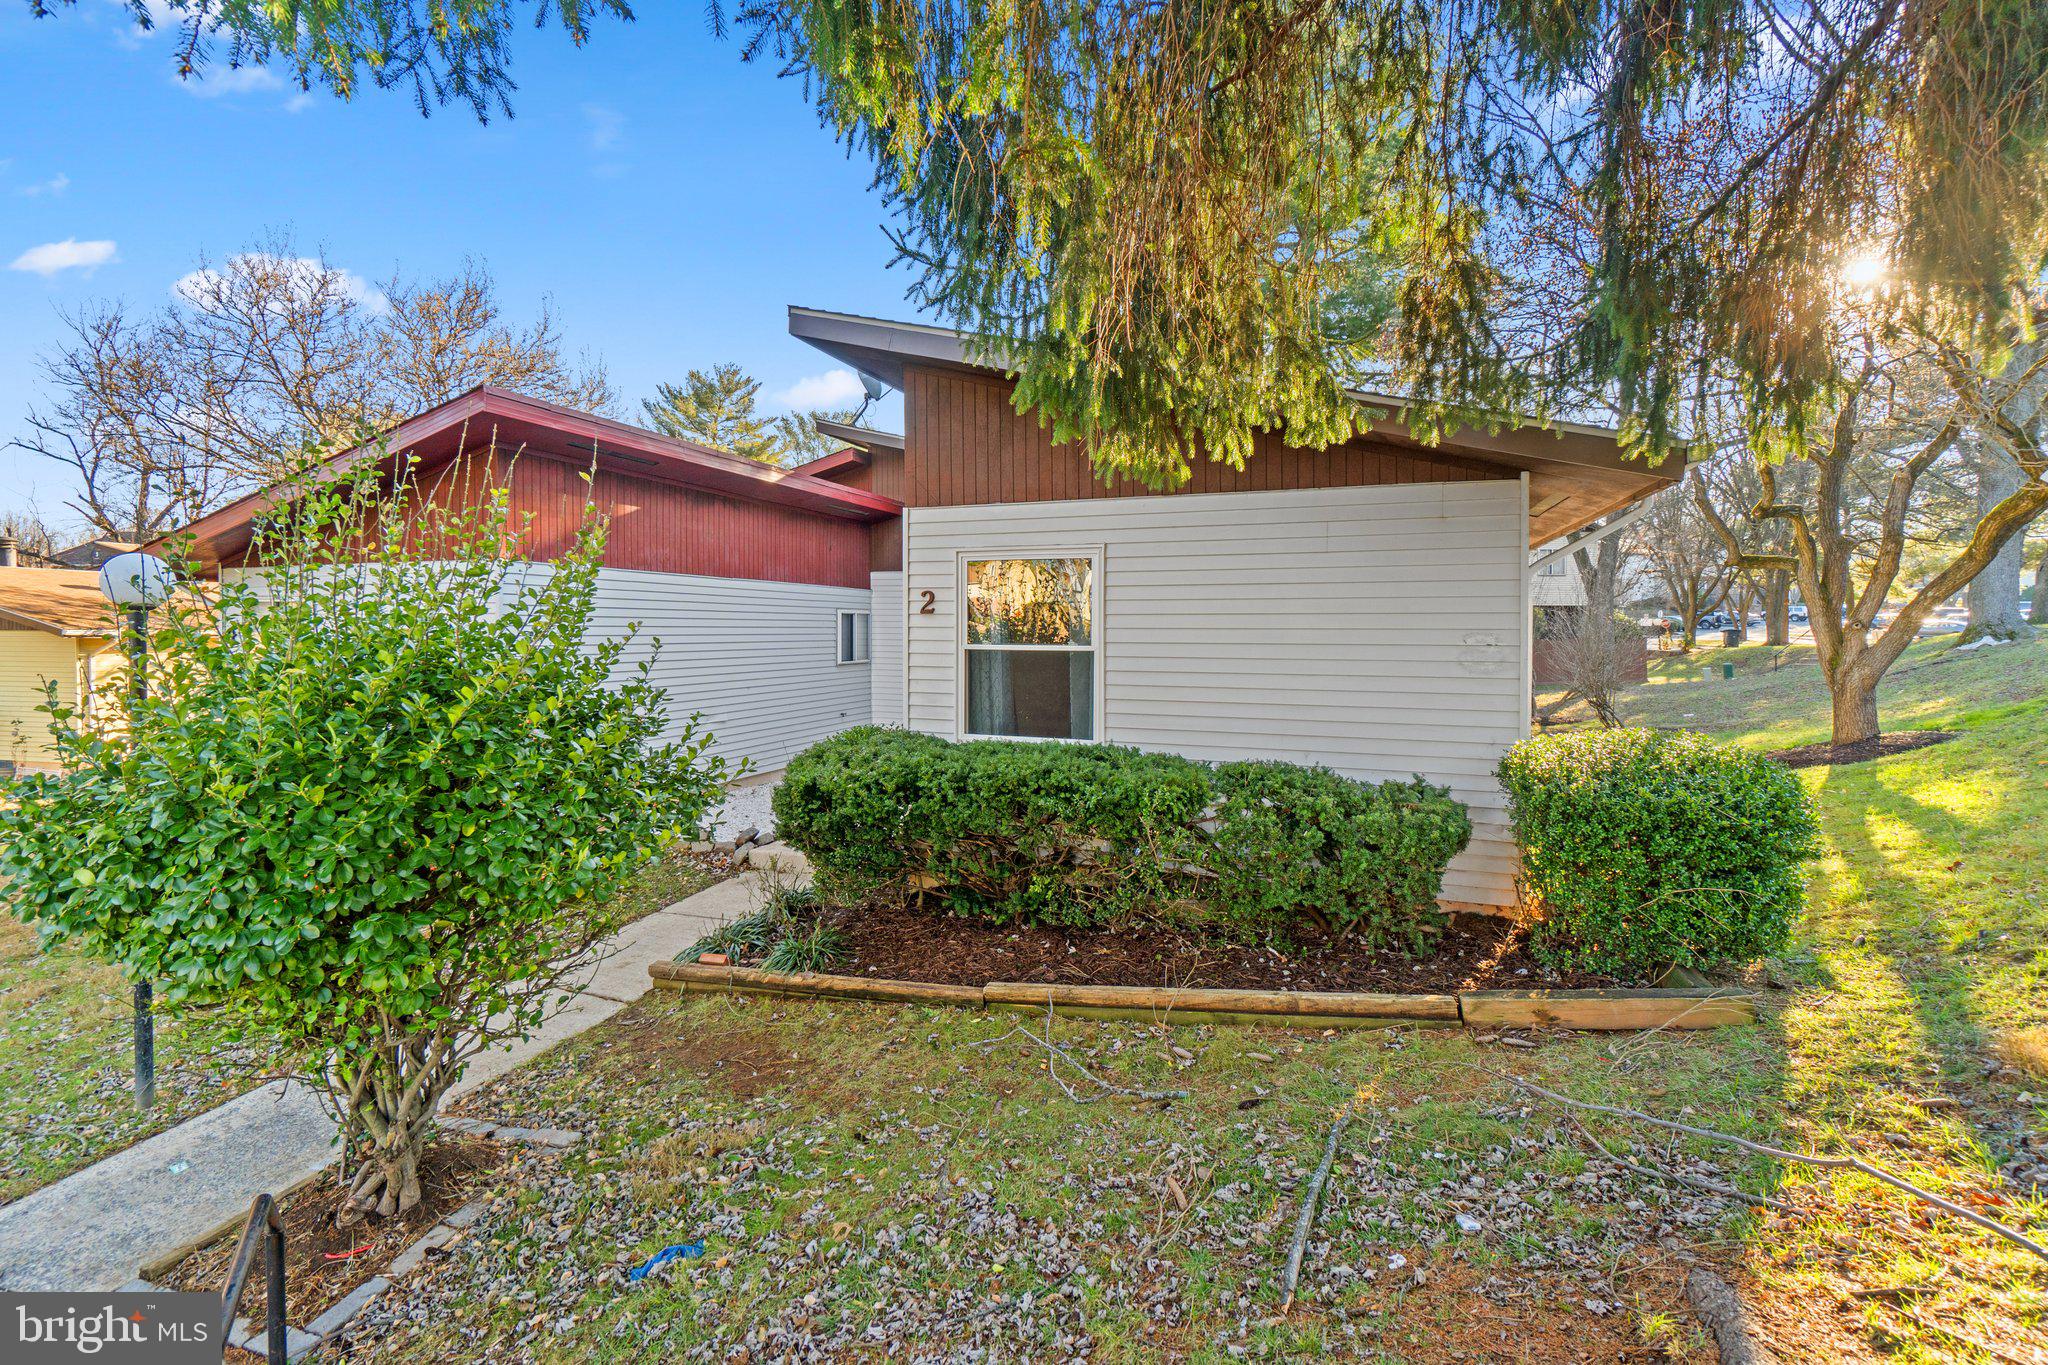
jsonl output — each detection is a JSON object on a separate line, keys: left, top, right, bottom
{"left": 698, "top": 952, "right": 730, "bottom": 966}
{"left": 320, "top": 1243, "right": 374, "bottom": 1262}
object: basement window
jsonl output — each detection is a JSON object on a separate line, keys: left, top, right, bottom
{"left": 837, "top": 609, "right": 871, "bottom": 665}
{"left": 962, "top": 555, "right": 1098, "bottom": 741}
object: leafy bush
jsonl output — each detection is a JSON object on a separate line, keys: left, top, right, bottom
{"left": 0, "top": 462, "right": 728, "bottom": 1221}
{"left": 1498, "top": 728, "right": 1820, "bottom": 974}
{"left": 774, "top": 728, "right": 1470, "bottom": 946}
{"left": 1205, "top": 762, "right": 1471, "bottom": 951}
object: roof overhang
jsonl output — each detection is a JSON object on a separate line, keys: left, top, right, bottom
{"left": 810, "top": 419, "right": 904, "bottom": 454}
{"left": 787, "top": 305, "right": 1682, "bottom": 541}
{"left": 155, "top": 386, "right": 904, "bottom": 568}
{"left": 0, "top": 569, "right": 121, "bottom": 636}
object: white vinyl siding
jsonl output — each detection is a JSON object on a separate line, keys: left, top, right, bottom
{"left": 869, "top": 571, "right": 906, "bottom": 726}
{"left": 226, "top": 563, "right": 874, "bottom": 776}
{"left": 904, "top": 481, "right": 1529, "bottom": 909}
{"left": 586, "top": 567, "right": 873, "bottom": 774}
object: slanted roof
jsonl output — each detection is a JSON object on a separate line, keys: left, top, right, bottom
{"left": 0, "top": 568, "right": 117, "bottom": 637}
{"left": 786, "top": 305, "right": 1680, "bottom": 541}
{"left": 810, "top": 419, "right": 904, "bottom": 454}
{"left": 155, "top": 386, "right": 904, "bottom": 568}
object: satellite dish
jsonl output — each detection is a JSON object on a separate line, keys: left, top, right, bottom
{"left": 858, "top": 371, "right": 888, "bottom": 402}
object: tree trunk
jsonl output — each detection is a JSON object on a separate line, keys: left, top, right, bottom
{"left": 336, "top": 1036, "right": 461, "bottom": 1225}
{"left": 1830, "top": 674, "right": 1881, "bottom": 746}
{"left": 1763, "top": 572, "right": 1791, "bottom": 646}
{"left": 2031, "top": 546, "right": 2048, "bottom": 627}
{"left": 1963, "top": 445, "right": 2034, "bottom": 642}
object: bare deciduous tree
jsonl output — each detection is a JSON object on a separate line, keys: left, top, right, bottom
{"left": 12, "top": 233, "right": 615, "bottom": 535}
{"left": 1634, "top": 480, "right": 1736, "bottom": 650}
{"left": 1698, "top": 327, "right": 2048, "bottom": 746}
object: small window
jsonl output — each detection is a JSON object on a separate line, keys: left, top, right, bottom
{"left": 963, "top": 556, "right": 1097, "bottom": 741}
{"left": 837, "top": 609, "right": 871, "bottom": 665}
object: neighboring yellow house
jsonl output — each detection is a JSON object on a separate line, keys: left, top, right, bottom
{"left": 0, "top": 568, "right": 125, "bottom": 773}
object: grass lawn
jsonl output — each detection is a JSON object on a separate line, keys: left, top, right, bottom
{"left": 340, "top": 636, "right": 2048, "bottom": 1362}
{"left": 0, "top": 849, "right": 722, "bottom": 1206}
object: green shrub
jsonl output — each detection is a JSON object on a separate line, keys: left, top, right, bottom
{"left": 774, "top": 727, "right": 1211, "bottom": 929}
{"left": 1497, "top": 728, "right": 1820, "bottom": 975}
{"left": 774, "top": 729, "right": 1470, "bottom": 946}
{"left": 1205, "top": 762, "right": 1471, "bottom": 951}
{"left": 0, "top": 464, "right": 728, "bottom": 1222}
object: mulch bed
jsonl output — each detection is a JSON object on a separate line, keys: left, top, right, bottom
{"left": 164, "top": 1134, "right": 509, "bottom": 1327}
{"left": 788, "top": 899, "right": 1632, "bottom": 993}
{"left": 1767, "top": 730, "right": 1956, "bottom": 769}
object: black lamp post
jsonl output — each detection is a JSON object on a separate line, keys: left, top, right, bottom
{"left": 98, "top": 550, "right": 175, "bottom": 1112}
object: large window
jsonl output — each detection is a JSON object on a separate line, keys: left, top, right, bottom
{"left": 963, "top": 556, "right": 1096, "bottom": 740}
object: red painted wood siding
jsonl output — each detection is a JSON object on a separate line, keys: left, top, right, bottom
{"left": 240, "top": 449, "right": 873, "bottom": 589}
{"left": 507, "top": 454, "right": 871, "bottom": 587}
{"left": 811, "top": 451, "right": 906, "bottom": 572}
{"left": 904, "top": 365, "right": 1510, "bottom": 506}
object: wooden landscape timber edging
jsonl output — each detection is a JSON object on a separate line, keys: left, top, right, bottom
{"left": 983, "top": 981, "right": 1458, "bottom": 1028}
{"left": 1459, "top": 988, "right": 1758, "bottom": 1030}
{"left": 647, "top": 959, "right": 985, "bottom": 1007}
{"left": 648, "top": 962, "right": 1758, "bottom": 1031}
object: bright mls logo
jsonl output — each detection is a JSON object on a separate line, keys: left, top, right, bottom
{"left": 3, "top": 1293, "right": 215, "bottom": 1363}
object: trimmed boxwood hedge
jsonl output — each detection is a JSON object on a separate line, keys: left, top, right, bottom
{"left": 1498, "top": 728, "right": 1821, "bottom": 974}
{"left": 772, "top": 727, "right": 1471, "bottom": 950}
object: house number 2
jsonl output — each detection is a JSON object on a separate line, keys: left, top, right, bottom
{"left": 918, "top": 589, "right": 937, "bottom": 614}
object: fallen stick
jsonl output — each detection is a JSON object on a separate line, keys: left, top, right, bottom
{"left": 1280, "top": 1100, "right": 1353, "bottom": 1313}
{"left": 966, "top": 1004, "right": 1190, "bottom": 1106}
{"left": 1567, "top": 1115, "right": 1798, "bottom": 1214}
{"left": 1502, "top": 1074, "right": 2048, "bottom": 1264}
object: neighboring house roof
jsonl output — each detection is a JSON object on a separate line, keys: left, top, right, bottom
{"left": 52, "top": 537, "right": 142, "bottom": 569}
{"left": 153, "top": 386, "right": 904, "bottom": 568}
{"left": 787, "top": 305, "right": 1681, "bottom": 541}
{"left": 0, "top": 568, "right": 117, "bottom": 637}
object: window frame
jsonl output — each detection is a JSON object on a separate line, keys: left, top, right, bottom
{"left": 836, "top": 608, "right": 871, "bottom": 666}
{"left": 955, "top": 548, "right": 1104, "bottom": 743}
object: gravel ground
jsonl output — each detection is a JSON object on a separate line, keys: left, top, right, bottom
{"left": 706, "top": 777, "right": 781, "bottom": 841}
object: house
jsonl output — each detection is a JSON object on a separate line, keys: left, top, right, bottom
{"left": 50, "top": 535, "right": 144, "bottom": 571}
{"left": 0, "top": 567, "right": 126, "bottom": 772}
{"left": 1528, "top": 537, "right": 1656, "bottom": 687}
{"left": 161, "top": 307, "right": 1679, "bottom": 912}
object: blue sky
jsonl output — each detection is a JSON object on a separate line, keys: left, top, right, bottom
{"left": 0, "top": 2, "right": 919, "bottom": 532}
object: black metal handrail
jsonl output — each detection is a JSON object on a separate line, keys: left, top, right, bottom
{"left": 216, "top": 1193, "right": 286, "bottom": 1364}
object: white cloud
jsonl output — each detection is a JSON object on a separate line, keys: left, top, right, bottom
{"left": 9, "top": 238, "right": 119, "bottom": 277}
{"left": 775, "top": 368, "right": 867, "bottom": 411}
{"left": 582, "top": 103, "right": 625, "bottom": 152}
{"left": 184, "top": 65, "right": 285, "bottom": 97}
{"left": 283, "top": 91, "right": 316, "bottom": 114}
{"left": 174, "top": 253, "right": 387, "bottom": 313}
{"left": 18, "top": 173, "right": 70, "bottom": 198}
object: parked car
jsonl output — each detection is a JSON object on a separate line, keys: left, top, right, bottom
{"left": 1789, "top": 606, "right": 1809, "bottom": 624}
{"left": 1695, "top": 611, "right": 1735, "bottom": 632}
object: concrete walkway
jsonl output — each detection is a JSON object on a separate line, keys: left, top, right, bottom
{"left": 0, "top": 870, "right": 774, "bottom": 1292}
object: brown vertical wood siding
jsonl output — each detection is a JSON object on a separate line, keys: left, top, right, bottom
{"left": 904, "top": 365, "right": 1511, "bottom": 507}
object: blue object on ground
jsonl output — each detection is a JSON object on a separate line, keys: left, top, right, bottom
{"left": 627, "top": 1241, "right": 705, "bottom": 1282}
